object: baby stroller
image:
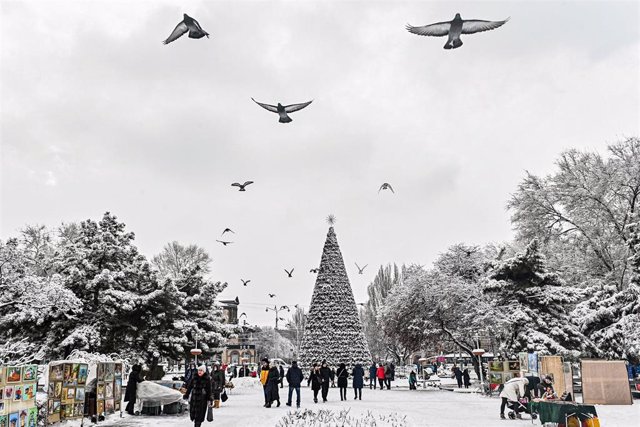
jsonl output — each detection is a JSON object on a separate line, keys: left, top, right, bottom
{"left": 507, "top": 398, "right": 538, "bottom": 420}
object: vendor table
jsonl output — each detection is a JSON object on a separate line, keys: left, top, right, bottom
{"left": 529, "top": 401, "right": 598, "bottom": 425}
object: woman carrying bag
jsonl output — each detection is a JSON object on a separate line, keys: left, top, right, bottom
{"left": 211, "top": 362, "right": 226, "bottom": 409}
{"left": 337, "top": 363, "right": 349, "bottom": 401}
{"left": 184, "top": 365, "right": 213, "bottom": 427}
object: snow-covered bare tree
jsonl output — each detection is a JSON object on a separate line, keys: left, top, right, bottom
{"left": 152, "top": 241, "right": 212, "bottom": 279}
{"left": 255, "top": 326, "right": 295, "bottom": 361}
{"left": 508, "top": 137, "right": 640, "bottom": 290}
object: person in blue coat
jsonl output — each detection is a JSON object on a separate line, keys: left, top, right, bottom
{"left": 352, "top": 363, "right": 365, "bottom": 400}
{"left": 369, "top": 362, "right": 377, "bottom": 389}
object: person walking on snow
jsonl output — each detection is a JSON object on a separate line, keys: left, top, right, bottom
{"left": 211, "top": 362, "right": 225, "bottom": 409}
{"left": 337, "top": 363, "right": 349, "bottom": 401}
{"left": 499, "top": 377, "right": 529, "bottom": 419}
{"left": 259, "top": 358, "right": 270, "bottom": 407}
{"left": 409, "top": 370, "right": 417, "bottom": 390}
{"left": 462, "top": 368, "right": 471, "bottom": 388}
{"left": 266, "top": 363, "right": 281, "bottom": 408}
{"left": 319, "top": 360, "right": 332, "bottom": 402}
{"left": 369, "top": 362, "right": 377, "bottom": 389}
{"left": 124, "top": 364, "right": 144, "bottom": 415}
{"left": 384, "top": 362, "right": 392, "bottom": 390}
{"left": 308, "top": 363, "right": 323, "bottom": 403}
{"left": 452, "top": 365, "right": 463, "bottom": 388}
{"left": 285, "top": 361, "right": 303, "bottom": 408}
{"left": 352, "top": 363, "right": 365, "bottom": 400}
{"left": 279, "top": 365, "right": 285, "bottom": 389}
{"left": 184, "top": 365, "right": 212, "bottom": 427}
{"left": 376, "top": 363, "right": 386, "bottom": 390}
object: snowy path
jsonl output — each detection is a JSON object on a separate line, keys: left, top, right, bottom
{"left": 100, "top": 384, "right": 639, "bottom": 427}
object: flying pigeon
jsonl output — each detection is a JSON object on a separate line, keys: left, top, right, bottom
{"left": 241, "top": 279, "right": 251, "bottom": 286}
{"left": 379, "top": 183, "right": 395, "bottom": 193}
{"left": 268, "top": 293, "right": 276, "bottom": 298}
{"left": 406, "top": 13, "right": 509, "bottom": 49}
{"left": 251, "top": 98, "right": 313, "bottom": 123}
{"left": 309, "top": 268, "right": 319, "bottom": 273}
{"left": 221, "top": 228, "right": 235, "bottom": 236}
{"left": 285, "top": 268, "right": 294, "bottom": 278}
{"left": 355, "top": 263, "right": 368, "bottom": 274}
{"left": 232, "top": 181, "right": 254, "bottom": 191}
{"left": 216, "top": 240, "right": 233, "bottom": 246}
{"left": 163, "top": 14, "right": 210, "bottom": 45}
{"left": 239, "top": 312, "right": 247, "bottom": 318}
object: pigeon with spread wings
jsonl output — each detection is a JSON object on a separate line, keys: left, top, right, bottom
{"left": 163, "top": 14, "right": 210, "bottom": 45}
{"left": 232, "top": 181, "right": 254, "bottom": 191}
{"left": 379, "top": 183, "right": 395, "bottom": 193}
{"left": 252, "top": 98, "right": 313, "bottom": 123}
{"left": 406, "top": 13, "right": 508, "bottom": 49}
{"left": 241, "top": 279, "right": 251, "bottom": 286}
{"left": 285, "top": 268, "right": 294, "bottom": 278}
{"left": 355, "top": 263, "right": 368, "bottom": 274}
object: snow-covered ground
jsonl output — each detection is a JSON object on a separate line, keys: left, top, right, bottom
{"left": 95, "top": 380, "right": 639, "bottom": 427}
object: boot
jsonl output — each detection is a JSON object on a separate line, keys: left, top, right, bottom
{"left": 277, "top": 400, "right": 281, "bottom": 407}
{"left": 500, "top": 413, "right": 505, "bottom": 419}
{"left": 214, "top": 400, "right": 220, "bottom": 409}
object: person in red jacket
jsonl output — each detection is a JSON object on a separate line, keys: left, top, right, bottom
{"left": 376, "top": 363, "right": 385, "bottom": 390}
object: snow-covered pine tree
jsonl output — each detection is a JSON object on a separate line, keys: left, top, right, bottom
{"left": 51, "top": 212, "right": 183, "bottom": 360}
{"left": 574, "top": 220, "right": 640, "bottom": 360}
{"left": 300, "top": 226, "right": 371, "bottom": 369}
{"left": 482, "top": 239, "right": 597, "bottom": 358}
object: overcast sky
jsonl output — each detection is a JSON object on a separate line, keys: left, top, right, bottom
{"left": 1, "top": 0, "right": 638, "bottom": 326}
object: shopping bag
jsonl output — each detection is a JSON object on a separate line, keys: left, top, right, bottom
{"left": 206, "top": 406, "right": 214, "bottom": 422}
{"left": 221, "top": 390, "right": 228, "bottom": 402}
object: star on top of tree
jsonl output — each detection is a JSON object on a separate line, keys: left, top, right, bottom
{"left": 326, "top": 214, "right": 336, "bottom": 226}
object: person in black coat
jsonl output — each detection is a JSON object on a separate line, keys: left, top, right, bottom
{"left": 352, "top": 363, "right": 365, "bottom": 400}
{"left": 210, "top": 363, "right": 225, "bottom": 408}
{"left": 124, "top": 364, "right": 144, "bottom": 415}
{"left": 279, "top": 365, "right": 285, "bottom": 389}
{"left": 319, "top": 360, "right": 332, "bottom": 402}
{"left": 525, "top": 375, "right": 541, "bottom": 399}
{"left": 307, "top": 363, "right": 323, "bottom": 403}
{"left": 285, "top": 360, "right": 303, "bottom": 408}
{"left": 336, "top": 363, "right": 349, "bottom": 401}
{"left": 452, "top": 366, "right": 463, "bottom": 388}
{"left": 462, "top": 368, "right": 471, "bottom": 388}
{"left": 184, "top": 365, "right": 212, "bottom": 427}
{"left": 265, "top": 365, "right": 281, "bottom": 408}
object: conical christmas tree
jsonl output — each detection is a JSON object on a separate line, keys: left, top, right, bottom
{"left": 300, "top": 226, "right": 371, "bottom": 369}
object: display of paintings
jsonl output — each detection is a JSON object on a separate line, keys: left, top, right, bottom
{"left": 74, "top": 403, "right": 84, "bottom": 417}
{"left": 19, "top": 409, "right": 27, "bottom": 426}
{"left": 64, "top": 387, "right": 75, "bottom": 404}
{"left": 22, "top": 383, "right": 35, "bottom": 401}
{"left": 105, "top": 363, "right": 115, "bottom": 382}
{"left": 21, "top": 366, "right": 37, "bottom": 382}
{"left": 0, "top": 400, "right": 5, "bottom": 415}
{"left": 78, "top": 364, "right": 88, "bottom": 385}
{"left": 54, "top": 382, "right": 62, "bottom": 399}
{"left": 63, "top": 364, "right": 76, "bottom": 386}
{"left": 9, "top": 412, "right": 18, "bottom": 427}
{"left": 63, "top": 404, "right": 72, "bottom": 417}
{"left": 114, "top": 379, "right": 122, "bottom": 401}
{"left": 49, "top": 365, "right": 63, "bottom": 382}
{"left": 114, "top": 363, "right": 122, "bottom": 377}
{"left": 4, "top": 386, "right": 12, "bottom": 400}
{"left": 97, "top": 400, "right": 104, "bottom": 415}
{"left": 105, "top": 382, "right": 113, "bottom": 399}
{"left": 518, "top": 352, "right": 529, "bottom": 372}
{"left": 105, "top": 399, "right": 114, "bottom": 414}
{"left": 6, "top": 367, "right": 21, "bottom": 384}
{"left": 489, "top": 361, "right": 504, "bottom": 372}
{"left": 13, "top": 385, "right": 22, "bottom": 402}
{"left": 508, "top": 361, "right": 520, "bottom": 371}
{"left": 114, "top": 401, "right": 120, "bottom": 411}
{"left": 27, "top": 407, "right": 37, "bottom": 427}
{"left": 503, "top": 372, "right": 514, "bottom": 382}
{"left": 489, "top": 372, "right": 503, "bottom": 384}
{"left": 0, "top": 387, "right": 3, "bottom": 401}
{"left": 0, "top": 366, "right": 3, "bottom": 380}
{"left": 528, "top": 353, "right": 538, "bottom": 374}
{"left": 97, "top": 383, "right": 105, "bottom": 400}
{"left": 0, "top": 415, "right": 6, "bottom": 426}
{"left": 76, "top": 387, "right": 85, "bottom": 402}
{"left": 97, "top": 364, "right": 105, "bottom": 381}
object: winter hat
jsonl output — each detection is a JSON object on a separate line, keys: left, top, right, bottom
{"left": 291, "top": 361, "right": 298, "bottom": 366}
{"left": 197, "top": 365, "right": 206, "bottom": 371}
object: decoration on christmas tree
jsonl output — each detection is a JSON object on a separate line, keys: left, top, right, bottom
{"left": 299, "top": 224, "right": 371, "bottom": 369}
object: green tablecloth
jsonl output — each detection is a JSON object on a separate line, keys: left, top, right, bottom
{"left": 529, "top": 401, "right": 598, "bottom": 424}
